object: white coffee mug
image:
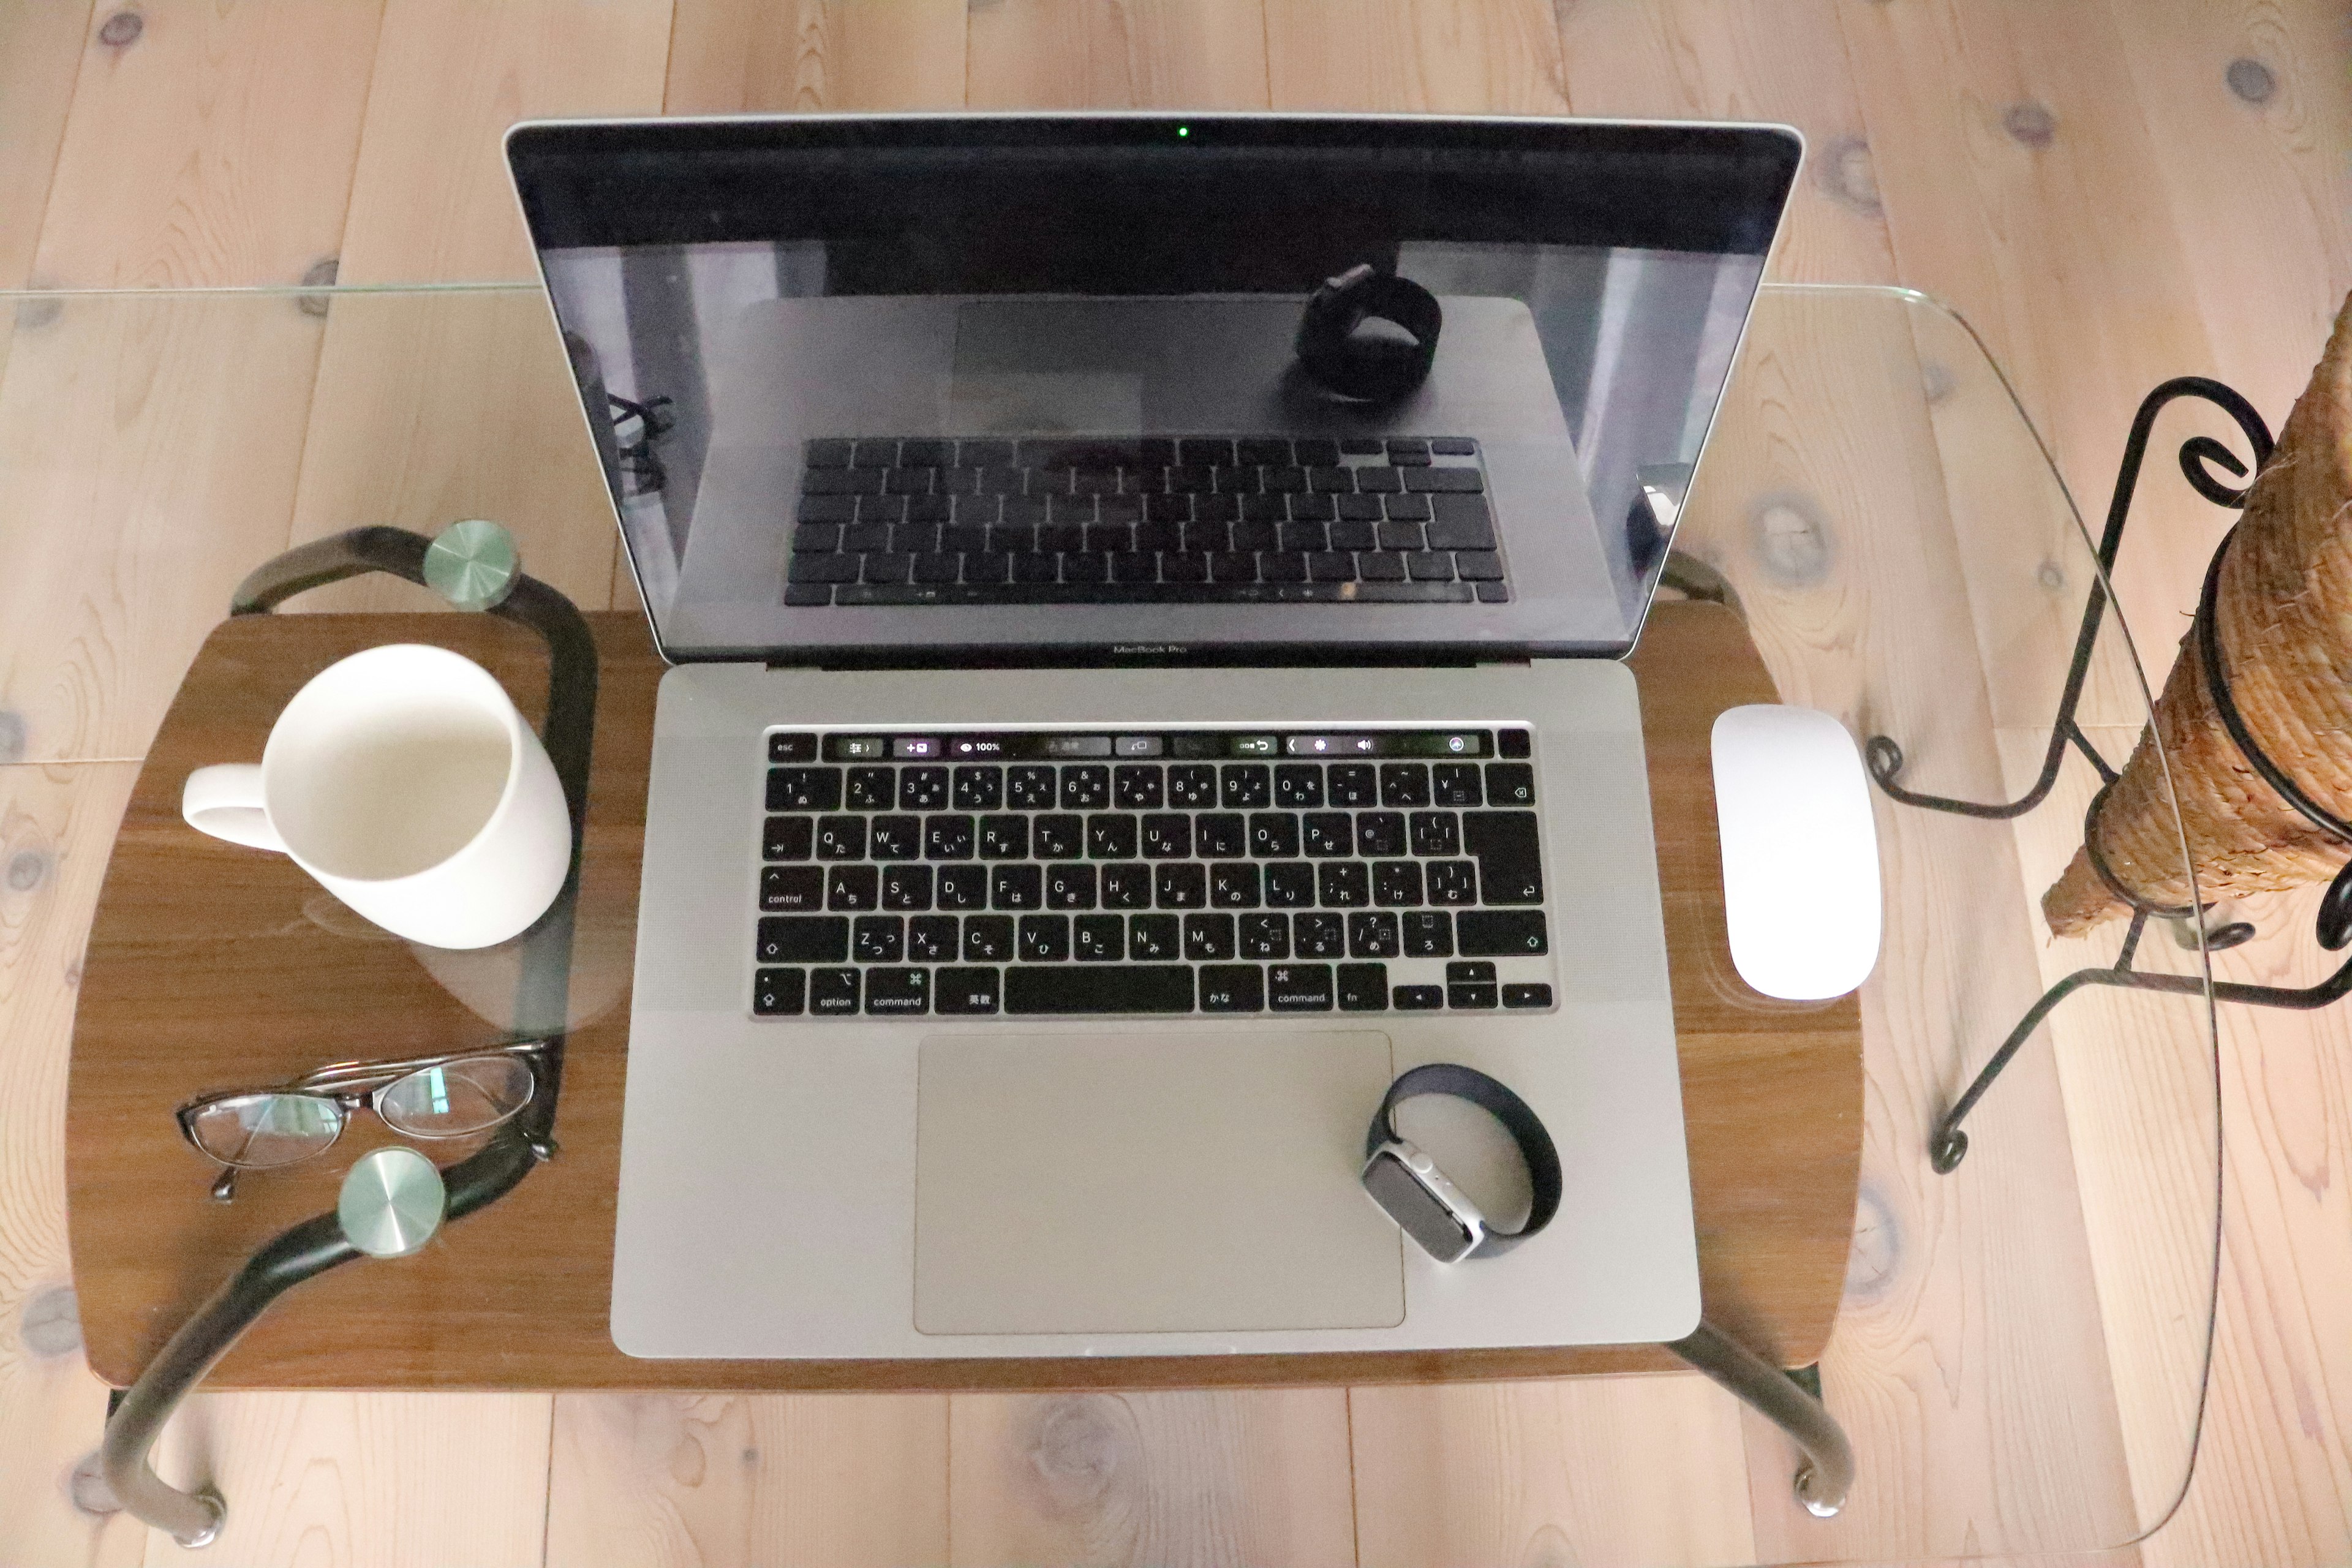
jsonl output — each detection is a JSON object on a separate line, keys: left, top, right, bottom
{"left": 181, "top": 644, "right": 571, "bottom": 950}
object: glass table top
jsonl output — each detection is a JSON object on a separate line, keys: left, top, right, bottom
{"left": 0, "top": 281, "right": 2222, "bottom": 1562}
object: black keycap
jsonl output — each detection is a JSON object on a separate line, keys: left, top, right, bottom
{"left": 925, "top": 815, "right": 976, "bottom": 861}
{"left": 804, "top": 469, "right": 881, "bottom": 496}
{"left": 1376, "top": 519, "right": 1425, "bottom": 551}
{"left": 1034, "top": 813, "right": 1084, "bottom": 860}
{"left": 1264, "top": 862, "right": 1317, "bottom": 907}
{"left": 1219, "top": 764, "right": 1271, "bottom": 809}
{"left": 1456, "top": 909, "right": 1548, "bottom": 958}
{"left": 768, "top": 767, "right": 842, "bottom": 812}
{"left": 1075, "top": 914, "right": 1125, "bottom": 962}
{"left": 1379, "top": 764, "right": 1431, "bottom": 807}
{"left": 870, "top": 815, "right": 922, "bottom": 860}
{"left": 1356, "top": 812, "right": 1406, "bottom": 857}
{"left": 1485, "top": 762, "right": 1537, "bottom": 807}
{"left": 754, "top": 967, "right": 807, "bottom": 1016}
{"left": 1330, "top": 521, "right": 1379, "bottom": 552}
{"left": 1210, "top": 551, "right": 1257, "bottom": 582}
{"left": 1060, "top": 765, "right": 1110, "bottom": 809}
{"left": 1239, "top": 912, "right": 1290, "bottom": 959}
{"left": 1008, "top": 766, "right": 1057, "bottom": 807}
{"left": 769, "top": 733, "right": 819, "bottom": 763}
{"left": 1348, "top": 911, "right": 1400, "bottom": 958}
{"left": 899, "top": 767, "right": 949, "bottom": 810}
{"left": 1141, "top": 814, "right": 1193, "bottom": 858}
{"left": 1274, "top": 765, "right": 1324, "bottom": 808}
{"left": 1307, "top": 466, "right": 1354, "bottom": 494}
{"left": 963, "top": 915, "right": 1014, "bottom": 962}
{"left": 1169, "top": 764, "right": 1218, "bottom": 807}
{"left": 1007, "top": 964, "right": 1195, "bottom": 1014}
{"left": 793, "top": 524, "right": 842, "bottom": 554}
{"left": 1129, "top": 913, "right": 1180, "bottom": 959}
{"left": 1317, "top": 862, "right": 1370, "bottom": 907}
{"left": 846, "top": 766, "right": 894, "bottom": 810}
{"left": 1261, "top": 552, "right": 1308, "bottom": 583}
{"left": 1353, "top": 554, "right": 1406, "bottom": 583}
{"left": 1504, "top": 982, "right": 1553, "bottom": 1009}
{"left": 934, "top": 967, "right": 1001, "bottom": 1015}
{"left": 909, "top": 915, "right": 958, "bottom": 961}
{"left": 1294, "top": 911, "right": 1345, "bottom": 959}
{"left": 758, "top": 915, "right": 849, "bottom": 964}
{"left": 1306, "top": 551, "right": 1355, "bottom": 582}
{"left": 1447, "top": 980, "right": 1500, "bottom": 1009}
{"left": 1195, "top": 813, "right": 1246, "bottom": 858}
{"left": 1100, "top": 862, "right": 1153, "bottom": 909}
{"left": 1210, "top": 862, "right": 1261, "bottom": 908}
{"left": 1303, "top": 813, "right": 1354, "bottom": 857}
{"left": 1184, "top": 913, "right": 1237, "bottom": 961}
{"left": 783, "top": 585, "right": 835, "bottom": 606}
{"left": 1114, "top": 765, "right": 1165, "bottom": 809}
{"left": 1163, "top": 552, "right": 1209, "bottom": 583}
{"left": 1425, "top": 497, "right": 1498, "bottom": 551}
{"left": 1328, "top": 764, "right": 1377, "bottom": 806}
{"left": 1155, "top": 862, "right": 1208, "bottom": 909}
{"left": 1020, "top": 914, "right": 1072, "bottom": 962}
{"left": 1086, "top": 813, "right": 1139, "bottom": 859}
{"left": 937, "top": 863, "right": 989, "bottom": 910}
{"left": 863, "top": 553, "right": 912, "bottom": 584}
{"left": 1294, "top": 438, "right": 1341, "bottom": 467}
{"left": 1453, "top": 551, "right": 1504, "bottom": 582}
{"left": 1337, "top": 963, "right": 1389, "bottom": 1011}
{"left": 1268, "top": 963, "right": 1335, "bottom": 1011}
{"left": 1373, "top": 860, "right": 1424, "bottom": 907}
{"left": 826, "top": 865, "right": 879, "bottom": 911}
{"left": 1238, "top": 437, "right": 1291, "bottom": 466}
{"left": 1277, "top": 521, "right": 1326, "bottom": 554}
{"left": 764, "top": 816, "right": 815, "bottom": 862}
{"left": 1403, "top": 911, "right": 1454, "bottom": 957}
{"left": 805, "top": 439, "right": 853, "bottom": 469}
{"left": 809, "top": 967, "right": 860, "bottom": 1014}
{"left": 862, "top": 966, "right": 929, "bottom": 1015}
{"left": 1431, "top": 764, "right": 1482, "bottom": 807}
{"left": 1405, "top": 552, "right": 1453, "bottom": 581}
{"left": 882, "top": 864, "right": 933, "bottom": 911}
{"left": 1394, "top": 984, "right": 1442, "bottom": 1010}
{"left": 815, "top": 815, "right": 868, "bottom": 860}
{"left": 1247, "top": 812, "right": 1300, "bottom": 859}
{"left": 1462, "top": 811, "right": 1544, "bottom": 903}
{"left": 1198, "top": 965, "right": 1265, "bottom": 1013}
{"left": 1046, "top": 862, "right": 1098, "bottom": 910}
{"left": 1408, "top": 811, "right": 1460, "bottom": 857}
{"left": 952, "top": 766, "right": 1003, "bottom": 810}
{"left": 762, "top": 864, "right": 824, "bottom": 912}
{"left": 1427, "top": 860, "right": 1478, "bottom": 905}
{"left": 992, "top": 864, "right": 1043, "bottom": 910}
{"left": 1404, "top": 467, "right": 1484, "bottom": 493}
{"left": 979, "top": 815, "right": 1030, "bottom": 859}
{"left": 1498, "top": 728, "right": 1532, "bottom": 759}
{"left": 854, "top": 914, "right": 905, "bottom": 963}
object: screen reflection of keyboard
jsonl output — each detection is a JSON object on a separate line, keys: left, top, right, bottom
{"left": 752, "top": 726, "right": 1556, "bottom": 1019}
{"left": 785, "top": 436, "right": 1509, "bottom": 608}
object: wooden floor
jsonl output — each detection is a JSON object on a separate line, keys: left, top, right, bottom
{"left": 1, "top": 2, "right": 2347, "bottom": 1564}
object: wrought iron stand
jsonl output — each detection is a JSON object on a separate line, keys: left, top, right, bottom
{"left": 1867, "top": 376, "right": 2352, "bottom": 1172}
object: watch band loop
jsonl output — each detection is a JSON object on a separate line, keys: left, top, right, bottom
{"left": 1367, "top": 1063, "right": 1562, "bottom": 1256}
{"left": 1294, "top": 264, "right": 1443, "bottom": 403}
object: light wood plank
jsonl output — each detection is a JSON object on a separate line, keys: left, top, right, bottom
{"left": 967, "top": 0, "right": 1268, "bottom": 110}
{"left": 1554, "top": 0, "right": 1896, "bottom": 284}
{"left": 0, "top": 0, "right": 96, "bottom": 290}
{"left": 142, "top": 1392, "right": 552, "bottom": 1567}
{"left": 1264, "top": 0, "right": 1567, "bottom": 114}
{"left": 282, "top": 289, "right": 620, "bottom": 616}
{"left": 31, "top": 0, "right": 380, "bottom": 288}
{"left": 665, "top": 0, "right": 967, "bottom": 113}
{"left": 545, "top": 1393, "right": 948, "bottom": 1566}
{"left": 1676, "top": 290, "right": 2141, "bottom": 1559}
{"left": 1348, "top": 1374, "right": 1758, "bottom": 1568}
{"left": 337, "top": 0, "right": 675, "bottom": 284}
{"left": 947, "top": 1390, "right": 1354, "bottom": 1567}
{"left": 0, "top": 763, "right": 144, "bottom": 1567}
{"left": 1834, "top": 0, "right": 2238, "bottom": 695}
{"left": 2109, "top": 0, "right": 2352, "bottom": 430}
{"left": 0, "top": 292, "right": 321, "bottom": 764}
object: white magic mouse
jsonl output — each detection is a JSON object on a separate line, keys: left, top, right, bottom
{"left": 1709, "top": 704, "right": 1882, "bottom": 1001}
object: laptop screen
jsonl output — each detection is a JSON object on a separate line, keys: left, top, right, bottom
{"left": 507, "top": 116, "right": 1799, "bottom": 663}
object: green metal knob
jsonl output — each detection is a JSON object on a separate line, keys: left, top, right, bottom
{"left": 337, "top": 1147, "right": 447, "bottom": 1259}
{"left": 423, "top": 518, "right": 520, "bottom": 611}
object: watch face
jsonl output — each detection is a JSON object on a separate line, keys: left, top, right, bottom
{"left": 1363, "top": 1150, "right": 1477, "bottom": 1263}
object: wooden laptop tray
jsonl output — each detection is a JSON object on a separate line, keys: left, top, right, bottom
{"left": 67, "top": 601, "right": 1861, "bottom": 1391}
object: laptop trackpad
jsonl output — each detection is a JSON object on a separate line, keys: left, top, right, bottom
{"left": 914, "top": 1030, "right": 1405, "bottom": 1336}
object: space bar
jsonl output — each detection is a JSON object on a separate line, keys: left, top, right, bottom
{"left": 834, "top": 582, "right": 1476, "bottom": 605}
{"left": 1005, "top": 965, "right": 1197, "bottom": 1014}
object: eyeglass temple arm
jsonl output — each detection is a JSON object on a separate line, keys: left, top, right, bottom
{"left": 102, "top": 1122, "right": 548, "bottom": 1547}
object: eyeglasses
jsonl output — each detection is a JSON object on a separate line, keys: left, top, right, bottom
{"left": 176, "top": 1042, "right": 548, "bottom": 1202}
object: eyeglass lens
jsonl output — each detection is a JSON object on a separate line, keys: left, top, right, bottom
{"left": 374, "top": 1055, "right": 535, "bottom": 1139}
{"left": 184, "top": 1092, "right": 347, "bottom": 1169}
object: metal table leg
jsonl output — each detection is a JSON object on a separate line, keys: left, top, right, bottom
{"left": 1668, "top": 1319, "right": 1853, "bottom": 1517}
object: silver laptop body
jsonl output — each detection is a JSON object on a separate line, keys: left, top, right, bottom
{"left": 506, "top": 113, "right": 1801, "bottom": 1360}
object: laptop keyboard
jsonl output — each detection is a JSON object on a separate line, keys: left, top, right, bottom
{"left": 785, "top": 436, "right": 1509, "bottom": 607}
{"left": 753, "top": 727, "right": 1555, "bottom": 1019}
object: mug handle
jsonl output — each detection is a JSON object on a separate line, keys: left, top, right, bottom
{"left": 181, "top": 764, "right": 285, "bottom": 852}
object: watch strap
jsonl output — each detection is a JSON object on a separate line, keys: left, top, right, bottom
{"left": 1294, "top": 264, "right": 1443, "bottom": 403}
{"left": 1366, "top": 1062, "right": 1562, "bottom": 1256}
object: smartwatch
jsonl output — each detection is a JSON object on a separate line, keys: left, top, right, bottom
{"left": 1294, "top": 263, "right": 1443, "bottom": 403}
{"left": 1362, "top": 1063, "right": 1562, "bottom": 1262}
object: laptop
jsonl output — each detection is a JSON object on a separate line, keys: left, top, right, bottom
{"left": 506, "top": 115, "right": 1800, "bottom": 1359}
